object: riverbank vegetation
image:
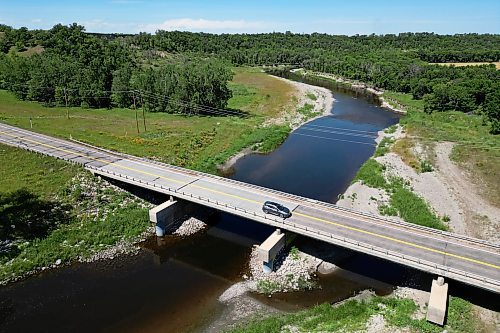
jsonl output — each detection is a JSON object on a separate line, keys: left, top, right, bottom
{"left": 226, "top": 295, "right": 481, "bottom": 333}
{"left": 0, "top": 145, "right": 151, "bottom": 283}
{"left": 353, "top": 157, "right": 447, "bottom": 230}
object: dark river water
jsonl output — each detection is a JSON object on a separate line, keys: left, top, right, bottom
{"left": 0, "top": 76, "right": 407, "bottom": 333}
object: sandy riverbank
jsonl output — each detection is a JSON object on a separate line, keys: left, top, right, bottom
{"left": 267, "top": 75, "right": 335, "bottom": 130}
{"left": 336, "top": 124, "right": 500, "bottom": 330}
{"left": 218, "top": 75, "right": 335, "bottom": 173}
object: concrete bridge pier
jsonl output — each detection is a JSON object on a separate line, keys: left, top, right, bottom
{"left": 257, "top": 229, "right": 286, "bottom": 274}
{"left": 149, "top": 199, "right": 178, "bottom": 236}
{"left": 149, "top": 198, "right": 210, "bottom": 237}
{"left": 426, "top": 276, "right": 449, "bottom": 326}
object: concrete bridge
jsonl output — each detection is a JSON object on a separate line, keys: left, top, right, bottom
{"left": 1, "top": 122, "right": 499, "bottom": 296}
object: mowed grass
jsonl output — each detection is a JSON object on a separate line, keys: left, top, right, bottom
{"left": 0, "top": 144, "right": 79, "bottom": 197}
{"left": 383, "top": 91, "right": 500, "bottom": 207}
{"left": 0, "top": 67, "right": 296, "bottom": 173}
{"left": 431, "top": 62, "right": 500, "bottom": 70}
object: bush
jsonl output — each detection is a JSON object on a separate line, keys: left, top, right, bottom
{"left": 420, "top": 160, "right": 434, "bottom": 172}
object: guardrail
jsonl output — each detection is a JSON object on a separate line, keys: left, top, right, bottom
{"left": 69, "top": 136, "right": 499, "bottom": 250}
{"left": 85, "top": 163, "right": 500, "bottom": 292}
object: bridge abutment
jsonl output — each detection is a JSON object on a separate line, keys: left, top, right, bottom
{"left": 257, "top": 229, "right": 286, "bottom": 274}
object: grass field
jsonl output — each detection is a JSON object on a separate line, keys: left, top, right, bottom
{"left": 431, "top": 62, "right": 500, "bottom": 70}
{"left": 0, "top": 144, "right": 80, "bottom": 197}
{"left": 0, "top": 67, "right": 296, "bottom": 174}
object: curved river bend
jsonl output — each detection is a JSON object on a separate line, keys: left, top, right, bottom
{"left": 0, "top": 76, "right": 403, "bottom": 333}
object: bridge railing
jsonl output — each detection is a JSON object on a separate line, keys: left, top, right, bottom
{"left": 70, "top": 138, "right": 499, "bottom": 250}
{"left": 84, "top": 164, "right": 500, "bottom": 291}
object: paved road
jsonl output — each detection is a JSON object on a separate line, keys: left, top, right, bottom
{"left": 0, "top": 122, "right": 499, "bottom": 293}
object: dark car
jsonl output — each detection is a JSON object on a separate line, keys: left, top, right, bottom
{"left": 262, "top": 201, "right": 292, "bottom": 218}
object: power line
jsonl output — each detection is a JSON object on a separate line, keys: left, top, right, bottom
{"left": 300, "top": 126, "right": 379, "bottom": 139}
{"left": 305, "top": 123, "right": 379, "bottom": 135}
{"left": 292, "top": 132, "right": 376, "bottom": 146}
{"left": 2, "top": 82, "right": 244, "bottom": 117}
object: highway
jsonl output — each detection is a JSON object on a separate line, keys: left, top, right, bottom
{"left": 0, "top": 122, "right": 499, "bottom": 293}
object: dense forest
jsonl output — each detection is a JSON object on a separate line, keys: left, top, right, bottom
{"left": 133, "top": 31, "right": 499, "bottom": 133}
{"left": 0, "top": 24, "right": 499, "bottom": 132}
{"left": 0, "top": 24, "right": 233, "bottom": 113}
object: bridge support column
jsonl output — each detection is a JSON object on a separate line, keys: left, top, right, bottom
{"left": 257, "top": 229, "right": 286, "bottom": 274}
{"left": 426, "top": 276, "right": 448, "bottom": 326}
{"left": 149, "top": 200, "right": 179, "bottom": 236}
{"left": 149, "top": 199, "right": 209, "bottom": 237}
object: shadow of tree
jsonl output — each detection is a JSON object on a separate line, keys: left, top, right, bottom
{"left": 0, "top": 189, "right": 73, "bottom": 259}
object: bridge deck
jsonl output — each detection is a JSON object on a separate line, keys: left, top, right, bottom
{"left": 0, "top": 122, "right": 498, "bottom": 293}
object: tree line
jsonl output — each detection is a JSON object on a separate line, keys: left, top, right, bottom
{"left": 126, "top": 30, "right": 499, "bottom": 133}
{"left": 0, "top": 25, "right": 499, "bottom": 131}
{"left": 0, "top": 24, "right": 233, "bottom": 114}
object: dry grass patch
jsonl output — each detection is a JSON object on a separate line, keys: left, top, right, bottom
{"left": 231, "top": 67, "right": 296, "bottom": 118}
{"left": 452, "top": 145, "right": 500, "bottom": 207}
{"left": 19, "top": 45, "right": 45, "bottom": 57}
{"left": 391, "top": 138, "right": 420, "bottom": 171}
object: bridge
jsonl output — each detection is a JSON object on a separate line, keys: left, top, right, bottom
{"left": 0, "top": 122, "right": 499, "bottom": 294}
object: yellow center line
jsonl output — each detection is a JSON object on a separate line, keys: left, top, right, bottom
{"left": 293, "top": 212, "right": 500, "bottom": 270}
{"left": 1, "top": 128, "right": 499, "bottom": 272}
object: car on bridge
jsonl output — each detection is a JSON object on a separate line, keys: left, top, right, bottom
{"left": 262, "top": 201, "right": 292, "bottom": 218}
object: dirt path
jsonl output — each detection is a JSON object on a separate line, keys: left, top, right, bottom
{"left": 434, "top": 142, "right": 500, "bottom": 242}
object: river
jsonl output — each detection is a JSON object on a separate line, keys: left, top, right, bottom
{"left": 0, "top": 75, "right": 405, "bottom": 333}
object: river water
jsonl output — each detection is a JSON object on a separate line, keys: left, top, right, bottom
{"left": 0, "top": 76, "right": 404, "bottom": 333}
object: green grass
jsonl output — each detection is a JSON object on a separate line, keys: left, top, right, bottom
{"left": 387, "top": 178, "right": 446, "bottom": 230}
{"left": 297, "top": 103, "right": 316, "bottom": 119}
{"left": 353, "top": 158, "right": 388, "bottom": 189}
{"left": 306, "top": 92, "right": 317, "bottom": 101}
{"left": 226, "top": 296, "right": 479, "bottom": 333}
{"left": 374, "top": 137, "right": 394, "bottom": 157}
{"left": 0, "top": 66, "right": 297, "bottom": 174}
{"left": 0, "top": 145, "right": 150, "bottom": 283}
{"left": 0, "top": 144, "right": 79, "bottom": 197}
{"left": 353, "top": 158, "right": 447, "bottom": 230}
{"left": 1, "top": 205, "right": 149, "bottom": 282}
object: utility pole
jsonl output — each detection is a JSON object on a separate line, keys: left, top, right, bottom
{"left": 63, "top": 88, "right": 70, "bottom": 119}
{"left": 132, "top": 91, "right": 139, "bottom": 134}
{"left": 140, "top": 91, "right": 147, "bottom": 132}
